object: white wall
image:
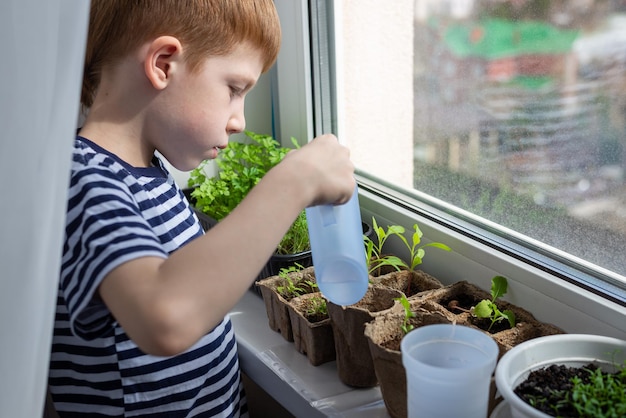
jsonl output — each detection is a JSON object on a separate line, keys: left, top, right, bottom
{"left": 0, "top": 1, "right": 89, "bottom": 416}
{"left": 336, "top": 0, "right": 414, "bottom": 189}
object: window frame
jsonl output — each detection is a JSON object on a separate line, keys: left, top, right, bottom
{"left": 271, "top": 0, "right": 626, "bottom": 337}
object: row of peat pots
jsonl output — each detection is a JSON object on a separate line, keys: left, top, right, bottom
{"left": 256, "top": 267, "right": 626, "bottom": 418}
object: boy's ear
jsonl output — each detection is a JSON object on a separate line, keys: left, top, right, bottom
{"left": 144, "top": 36, "right": 183, "bottom": 90}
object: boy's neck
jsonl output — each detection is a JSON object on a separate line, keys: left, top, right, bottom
{"left": 79, "top": 118, "right": 155, "bottom": 168}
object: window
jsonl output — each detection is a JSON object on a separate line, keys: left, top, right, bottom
{"left": 299, "top": 0, "right": 626, "bottom": 306}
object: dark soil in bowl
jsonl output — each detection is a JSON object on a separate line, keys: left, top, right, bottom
{"left": 514, "top": 363, "right": 624, "bottom": 417}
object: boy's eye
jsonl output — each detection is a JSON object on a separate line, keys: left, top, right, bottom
{"left": 229, "top": 86, "right": 243, "bottom": 97}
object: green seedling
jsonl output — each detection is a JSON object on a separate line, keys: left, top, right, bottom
{"left": 364, "top": 217, "right": 413, "bottom": 275}
{"left": 364, "top": 217, "right": 452, "bottom": 296}
{"left": 395, "top": 223, "right": 451, "bottom": 271}
{"left": 569, "top": 359, "right": 626, "bottom": 417}
{"left": 276, "top": 263, "right": 310, "bottom": 299}
{"left": 524, "top": 357, "right": 626, "bottom": 417}
{"left": 395, "top": 294, "right": 416, "bottom": 335}
{"left": 276, "top": 210, "right": 309, "bottom": 255}
{"left": 364, "top": 217, "right": 451, "bottom": 276}
{"left": 394, "top": 222, "right": 451, "bottom": 294}
{"left": 473, "top": 275, "right": 516, "bottom": 331}
{"left": 304, "top": 295, "right": 328, "bottom": 318}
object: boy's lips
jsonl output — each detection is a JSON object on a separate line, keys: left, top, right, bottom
{"left": 207, "top": 144, "right": 227, "bottom": 159}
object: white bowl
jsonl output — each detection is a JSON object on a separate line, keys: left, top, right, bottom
{"left": 494, "top": 334, "right": 626, "bottom": 418}
{"left": 490, "top": 400, "right": 511, "bottom": 418}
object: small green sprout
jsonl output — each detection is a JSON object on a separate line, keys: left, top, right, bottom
{"left": 304, "top": 295, "right": 328, "bottom": 318}
{"left": 364, "top": 217, "right": 407, "bottom": 274}
{"left": 364, "top": 217, "right": 451, "bottom": 278}
{"left": 395, "top": 223, "right": 451, "bottom": 271}
{"left": 395, "top": 294, "right": 416, "bottom": 335}
{"left": 276, "top": 263, "right": 312, "bottom": 299}
{"left": 569, "top": 360, "right": 626, "bottom": 417}
{"left": 472, "top": 275, "right": 516, "bottom": 331}
{"left": 522, "top": 358, "right": 626, "bottom": 417}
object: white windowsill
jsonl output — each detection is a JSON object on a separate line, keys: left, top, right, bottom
{"left": 230, "top": 290, "right": 388, "bottom": 418}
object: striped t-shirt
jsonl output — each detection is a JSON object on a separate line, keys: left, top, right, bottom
{"left": 49, "top": 137, "right": 247, "bottom": 417}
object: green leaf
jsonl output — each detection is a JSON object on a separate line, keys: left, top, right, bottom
{"left": 374, "top": 225, "right": 386, "bottom": 242}
{"left": 423, "top": 242, "right": 452, "bottom": 252}
{"left": 412, "top": 224, "right": 423, "bottom": 245}
{"left": 397, "top": 295, "right": 410, "bottom": 311}
{"left": 491, "top": 275, "right": 509, "bottom": 300}
{"left": 395, "top": 294, "right": 415, "bottom": 335}
{"left": 387, "top": 225, "right": 405, "bottom": 236}
{"left": 371, "top": 216, "right": 380, "bottom": 233}
{"left": 503, "top": 310, "right": 516, "bottom": 328}
{"left": 473, "top": 300, "right": 493, "bottom": 318}
{"left": 381, "top": 256, "right": 408, "bottom": 269}
{"left": 364, "top": 239, "right": 375, "bottom": 258}
{"left": 410, "top": 248, "right": 425, "bottom": 270}
{"left": 416, "top": 248, "right": 425, "bottom": 259}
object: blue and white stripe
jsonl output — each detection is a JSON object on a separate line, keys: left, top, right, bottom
{"left": 49, "top": 137, "right": 247, "bottom": 417}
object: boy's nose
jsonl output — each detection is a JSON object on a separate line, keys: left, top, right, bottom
{"left": 227, "top": 109, "right": 246, "bottom": 135}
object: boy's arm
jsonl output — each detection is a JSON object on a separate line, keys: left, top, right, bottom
{"left": 99, "top": 134, "right": 355, "bottom": 356}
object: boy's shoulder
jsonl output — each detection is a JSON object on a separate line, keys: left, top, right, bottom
{"left": 72, "top": 136, "right": 169, "bottom": 182}
{"left": 72, "top": 136, "right": 123, "bottom": 172}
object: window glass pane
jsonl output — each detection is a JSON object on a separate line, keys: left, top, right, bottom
{"left": 336, "top": 1, "right": 626, "bottom": 281}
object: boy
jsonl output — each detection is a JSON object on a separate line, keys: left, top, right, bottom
{"left": 48, "top": 1, "right": 356, "bottom": 416}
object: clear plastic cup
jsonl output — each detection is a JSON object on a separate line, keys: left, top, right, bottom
{"left": 305, "top": 187, "right": 368, "bottom": 306}
{"left": 401, "top": 323, "right": 498, "bottom": 418}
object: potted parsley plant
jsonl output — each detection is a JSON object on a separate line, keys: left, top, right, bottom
{"left": 186, "top": 130, "right": 312, "bottom": 292}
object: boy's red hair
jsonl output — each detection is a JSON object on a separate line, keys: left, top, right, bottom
{"left": 82, "top": 0, "right": 281, "bottom": 108}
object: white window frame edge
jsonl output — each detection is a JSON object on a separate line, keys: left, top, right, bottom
{"left": 273, "top": 0, "right": 340, "bottom": 144}
{"left": 272, "top": 0, "right": 314, "bottom": 146}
